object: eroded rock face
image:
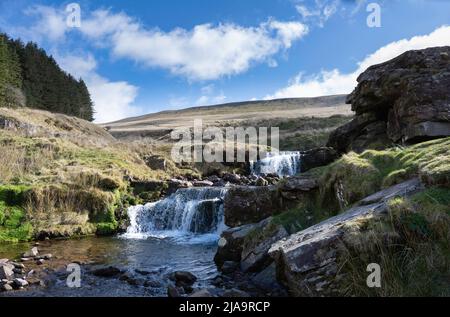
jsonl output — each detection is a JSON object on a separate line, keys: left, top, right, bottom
{"left": 224, "top": 186, "right": 283, "bottom": 227}
{"left": 268, "top": 178, "right": 423, "bottom": 296}
{"left": 279, "top": 175, "right": 319, "bottom": 201}
{"left": 301, "top": 147, "right": 339, "bottom": 172}
{"left": 240, "top": 219, "right": 288, "bottom": 273}
{"left": 328, "top": 47, "right": 450, "bottom": 153}
{"left": 214, "top": 223, "right": 260, "bottom": 269}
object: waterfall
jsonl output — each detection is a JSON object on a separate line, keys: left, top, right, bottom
{"left": 250, "top": 151, "right": 302, "bottom": 177}
{"left": 123, "top": 187, "right": 228, "bottom": 243}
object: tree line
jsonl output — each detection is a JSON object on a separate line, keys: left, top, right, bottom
{"left": 0, "top": 33, "right": 94, "bottom": 121}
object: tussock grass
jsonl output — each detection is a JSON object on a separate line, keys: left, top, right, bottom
{"left": 318, "top": 137, "right": 450, "bottom": 210}
{"left": 338, "top": 187, "right": 450, "bottom": 296}
{"left": 0, "top": 106, "right": 201, "bottom": 241}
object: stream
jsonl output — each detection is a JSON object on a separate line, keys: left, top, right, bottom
{"left": 0, "top": 152, "right": 301, "bottom": 297}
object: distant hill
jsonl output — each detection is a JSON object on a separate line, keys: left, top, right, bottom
{"left": 104, "top": 95, "right": 352, "bottom": 140}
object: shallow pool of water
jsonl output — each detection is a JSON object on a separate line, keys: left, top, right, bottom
{"left": 0, "top": 235, "right": 218, "bottom": 297}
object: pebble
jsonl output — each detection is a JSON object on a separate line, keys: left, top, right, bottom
{"left": 1, "top": 284, "right": 13, "bottom": 292}
{"left": 13, "top": 278, "right": 29, "bottom": 288}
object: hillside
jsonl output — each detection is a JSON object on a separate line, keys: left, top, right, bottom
{"left": 104, "top": 95, "right": 350, "bottom": 131}
{"left": 0, "top": 107, "right": 197, "bottom": 242}
{"left": 104, "top": 95, "right": 353, "bottom": 151}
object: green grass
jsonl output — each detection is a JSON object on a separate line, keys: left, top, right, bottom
{"left": 339, "top": 187, "right": 450, "bottom": 297}
{"left": 96, "top": 222, "right": 118, "bottom": 236}
{"left": 272, "top": 195, "right": 334, "bottom": 234}
{"left": 0, "top": 201, "right": 33, "bottom": 242}
{"left": 318, "top": 137, "right": 450, "bottom": 210}
{"left": 242, "top": 115, "right": 353, "bottom": 151}
{"left": 0, "top": 185, "right": 31, "bottom": 205}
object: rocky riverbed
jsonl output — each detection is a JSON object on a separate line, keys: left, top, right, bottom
{"left": 0, "top": 235, "right": 282, "bottom": 297}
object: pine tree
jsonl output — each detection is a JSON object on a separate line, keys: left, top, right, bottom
{"left": 0, "top": 34, "right": 23, "bottom": 107}
{"left": 0, "top": 33, "right": 95, "bottom": 121}
{"left": 77, "top": 79, "right": 95, "bottom": 121}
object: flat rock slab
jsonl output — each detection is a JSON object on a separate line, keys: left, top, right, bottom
{"left": 269, "top": 178, "right": 423, "bottom": 296}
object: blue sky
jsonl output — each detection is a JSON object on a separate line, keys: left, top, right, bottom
{"left": 1, "top": 0, "right": 450, "bottom": 122}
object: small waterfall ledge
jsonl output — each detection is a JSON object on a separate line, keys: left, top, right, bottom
{"left": 250, "top": 151, "right": 302, "bottom": 177}
{"left": 123, "top": 187, "right": 228, "bottom": 244}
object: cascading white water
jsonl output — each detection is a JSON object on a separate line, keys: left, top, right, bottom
{"left": 250, "top": 151, "right": 302, "bottom": 177}
{"left": 123, "top": 187, "right": 228, "bottom": 243}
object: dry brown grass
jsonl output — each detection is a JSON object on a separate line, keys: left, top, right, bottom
{"left": 0, "top": 143, "right": 54, "bottom": 183}
{"left": 103, "top": 95, "right": 351, "bottom": 138}
{"left": 338, "top": 189, "right": 450, "bottom": 297}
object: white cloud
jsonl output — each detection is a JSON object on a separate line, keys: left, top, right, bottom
{"left": 56, "top": 53, "right": 142, "bottom": 123}
{"left": 7, "top": 5, "right": 68, "bottom": 42}
{"left": 296, "top": 0, "right": 339, "bottom": 27}
{"left": 201, "top": 84, "right": 215, "bottom": 95}
{"left": 77, "top": 10, "right": 307, "bottom": 81}
{"left": 195, "top": 85, "right": 227, "bottom": 106}
{"left": 10, "top": 5, "right": 308, "bottom": 120}
{"left": 266, "top": 25, "right": 450, "bottom": 99}
{"left": 296, "top": 5, "right": 318, "bottom": 19}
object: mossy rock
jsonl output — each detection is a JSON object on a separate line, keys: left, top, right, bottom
{"left": 96, "top": 222, "right": 118, "bottom": 236}
{"left": 0, "top": 201, "right": 33, "bottom": 242}
{"left": 0, "top": 185, "right": 31, "bottom": 206}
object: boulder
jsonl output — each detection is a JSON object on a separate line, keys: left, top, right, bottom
{"left": 255, "top": 177, "right": 269, "bottom": 187}
{"left": 167, "top": 179, "right": 193, "bottom": 194}
{"left": 1, "top": 284, "right": 13, "bottom": 292}
{"left": 92, "top": 266, "right": 123, "bottom": 277}
{"left": 214, "top": 217, "right": 288, "bottom": 274}
{"left": 167, "top": 284, "right": 182, "bottom": 297}
{"left": 143, "top": 279, "right": 162, "bottom": 288}
{"left": 224, "top": 186, "right": 283, "bottom": 227}
{"left": 220, "top": 261, "right": 239, "bottom": 274}
{"left": 13, "top": 278, "right": 29, "bottom": 288}
{"left": 222, "top": 173, "right": 242, "bottom": 184}
{"left": 169, "top": 271, "right": 197, "bottom": 286}
{"left": 279, "top": 175, "right": 319, "bottom": 201}
{"left": 268, "top": 178, "right": 423, "bottom": 296}
{"left": 240, "top": 218, "right": 288, "bottom": 273}
{"left": 328, "top": 47, "right": 450, "bottom": 153}
{"left": 22, "top": 247, "right": 39, "bottom": 258}
{"left": 0, "top": 264, "right": 14, "bottom": 280}
{"left": 214, "top": 223, "right": 259, "bottom": 268}
{"left": 250, "top": 263, "right": 287, "bottom": 296}
{"left": 301, "top": 147, "right": 339, "bottom": 172}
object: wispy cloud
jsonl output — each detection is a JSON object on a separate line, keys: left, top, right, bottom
{"left": 195, "top": 84, "right": 227, "bottom": 107}
{"left": 295, "top": 0, "right": 340, "bottom": 27}
{"left": 266, "top": 25, "right": 450, "bottom": 99}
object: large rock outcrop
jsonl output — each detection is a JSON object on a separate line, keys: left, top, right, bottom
{"left": 328, "top": 47, "right": 450, "bottom": 153}
{"left": 223, "top": 186, "right": 284, "bottom": 227}
{"left": 268, "top": 178, "right": 423, "bottom": 296}
{"left": 301, "top": 147, "right": 339, "bottom": 172}
{"left": 214, "top": 217, "right": 288, "bottom": 275}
